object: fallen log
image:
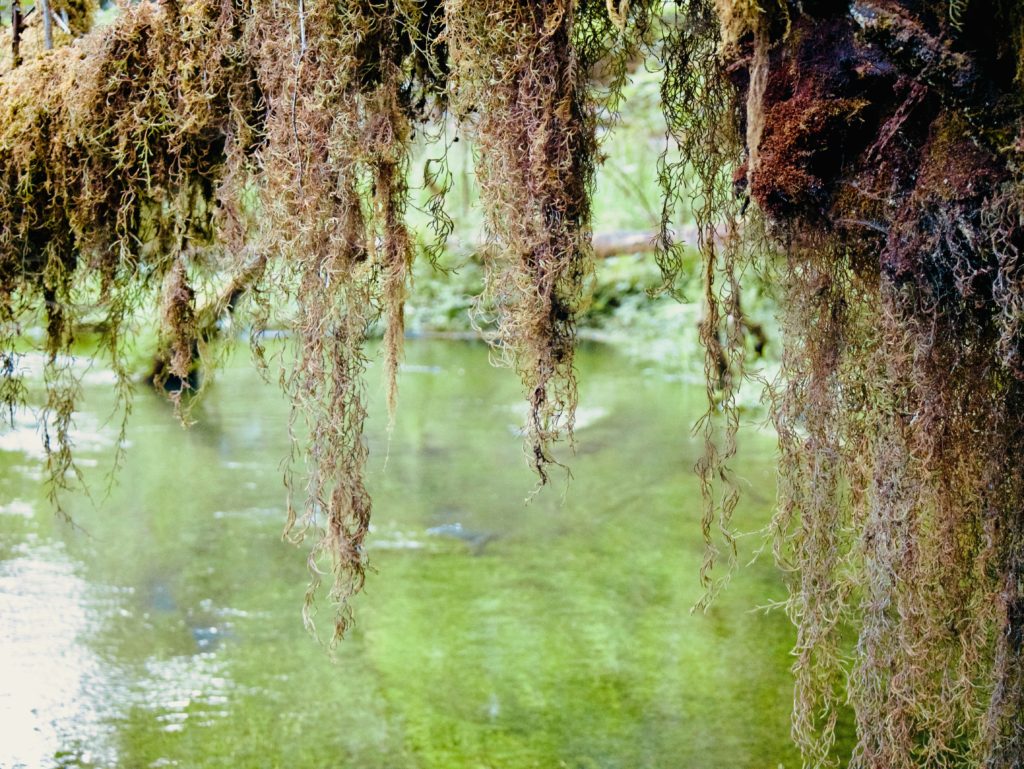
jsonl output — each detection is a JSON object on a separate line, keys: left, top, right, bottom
{"left": 145, "top": 227, "right": 706, "bottom": 390}
{"left": 446, "top": 224, "right": 704, "bottom": 262}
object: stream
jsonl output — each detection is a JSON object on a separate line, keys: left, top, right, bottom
{"left": 0, "top": 340, "right": 802, "bottom": 769}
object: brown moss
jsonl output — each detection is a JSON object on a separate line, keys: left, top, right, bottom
{"left": 742, "top": 15, "right": 895, "bottom": 223}
{"left": 718, "top": 0, "right": 1024, "bottom": 765}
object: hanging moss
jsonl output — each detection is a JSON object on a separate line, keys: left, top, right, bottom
{"left": 251, "top": 0, "right": 453, "bottom": 641}
{"left": 446, "top": 0, "right": 580, "bottom": 480}
{"left": 2, "top": 2, "right": 1024, "bottom": 766}
{"left": 705, "top": 0, "right": 1024, "bottom": 765}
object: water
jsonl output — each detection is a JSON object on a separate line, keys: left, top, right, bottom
{"left": 0, "top": 340, "right": 797, "bottom": 769}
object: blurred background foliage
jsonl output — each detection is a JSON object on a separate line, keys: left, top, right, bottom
{"left": 0, "top": 0, "right": 780, "bottom": 392}
{"left": 401, "top": 65, "right": 777, "bottom": 387}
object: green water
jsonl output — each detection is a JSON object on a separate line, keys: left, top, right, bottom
{"left": 0, "top": 340, "right": 797, "bottom": 769}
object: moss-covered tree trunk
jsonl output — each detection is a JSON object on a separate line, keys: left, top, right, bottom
{"left": 718, "top": 1, "right": 1024, "bottom": 766}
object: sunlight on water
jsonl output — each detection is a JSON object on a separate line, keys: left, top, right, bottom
{"left": 0, "top": 544, "right": 117, "bottom": 768}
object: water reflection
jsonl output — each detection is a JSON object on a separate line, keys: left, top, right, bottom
{"left": 0, "top": 545, "right": 117, "bottom": 768}
{"left": 0, "top": 340, "right": 798, "bottom": 768}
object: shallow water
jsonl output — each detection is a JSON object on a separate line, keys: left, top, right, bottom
{"left": 0, "top": 340, "right": 799, "bottom": 769}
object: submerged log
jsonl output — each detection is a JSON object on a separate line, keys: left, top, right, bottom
{"left": 148, "top": 253, "right": 267, "bottom": 392}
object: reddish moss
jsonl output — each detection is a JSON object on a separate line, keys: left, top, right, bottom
{"left": 745, "top": 16, "right": 895, "bottom": 223}
{"left": 881, "top": 115, "right": 1007, "bottom": 301}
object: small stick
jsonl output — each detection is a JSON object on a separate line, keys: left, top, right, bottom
{"left": 11, "top": 0, "right": 23, "bottom": 67}
{"left": 38, "top": 0, "right": 53, "bottom": 49}
{"left": 50, "top": 7, "right": 70, "bottom": 35}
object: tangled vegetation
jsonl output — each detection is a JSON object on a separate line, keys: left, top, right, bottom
{"left": 728, "top": 3, "right": 1024, "bottom": 766}
{"left": 2, "top": 0, "right": 1023, "bottom": 766}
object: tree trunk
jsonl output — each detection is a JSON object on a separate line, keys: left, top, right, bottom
{"left": 722, "top": 1, "right": 1024, "bottom": 766}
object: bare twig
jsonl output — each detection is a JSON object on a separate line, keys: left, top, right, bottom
{"left": 11, "top": 0, "right": 23, "bottom": 68}
{"left": 50, "top": 8, "right": 70, "bottom": 36}
{"left": 38, "top": 0, "right": 53, "bottom": 50}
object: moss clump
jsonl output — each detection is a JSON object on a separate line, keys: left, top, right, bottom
{"left": 0, "top": 0, "right": 260, "bottom": 407}
{"left": 711, "top": 0, "right": 1024, "bottom": 766}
